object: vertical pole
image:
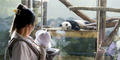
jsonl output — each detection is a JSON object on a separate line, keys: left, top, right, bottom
{"left": 33, "top": 0, "right": 39, "bottom": 26}
{"left": 21, "top": 0, "right": 32, "bottom": 10}
{"left": 41, "top": 0, "right": 43, "bottom": 28}
{"left": 96, "top": 0, "right": 107, "bottom": 60}
{"left": 98, "top": 0, "right": 106, "bottom": 47}
{"left": 43, "top": 1, "right": 48, "bottom": 25}
{"left": 21, "top": 0, "right": 29, "bottom": 7}
{"left": 28, "top": 0, "right": 33, "bottom": 10}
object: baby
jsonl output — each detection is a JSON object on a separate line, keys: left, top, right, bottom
{"left": 35, "top": 30, "right": 52, "bottom": 48}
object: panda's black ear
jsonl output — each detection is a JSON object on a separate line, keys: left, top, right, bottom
{"left": 59, "top": 24, "right": 62, "bottom": 27}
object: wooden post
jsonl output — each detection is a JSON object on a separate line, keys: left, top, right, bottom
{"left": 95, "top": 0, "right": 107, "bottom": 60}
{"left": 28, "top": 0, "right": 33, "bottom": 10}
{"left": 103, "top": 20, "right": 120, "bottom": 46}
{"left": 33, "top": 0, "right": 40, "bottom": 26}
{"left": 21, "top": 0, "right": 33, "bottom": 10}
{"left": 33, "top": 8, "right": 39, "bottom": 25}
{"left": 59, "top": 0, "right": 95, "bottom": 23}
{"left": 43, "top": 1, "right": 48, "bottom": 25}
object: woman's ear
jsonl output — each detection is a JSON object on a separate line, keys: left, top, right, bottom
{"left": 27, "top": 24, "right": 34, "bottom": 31}
{"left": 26, "top": 24, "right": 31, "bottom": 28}
{"left": 24, "top": 25, "right": 32, "bottom": 35}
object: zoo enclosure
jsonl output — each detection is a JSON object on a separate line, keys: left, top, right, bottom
{"left": 22, "top": 0, "right": 120, "bottom": 60}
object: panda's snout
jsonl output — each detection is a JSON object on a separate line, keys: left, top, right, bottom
{"left": 68, "top": 26, "right": 71, "bottom": 28}
{"left": 67, "top": 26, "right": 71, "bottom": 30}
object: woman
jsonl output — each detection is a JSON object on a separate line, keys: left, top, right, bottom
{"left": 7, "top": 4, "right": 46, "bottom": 60}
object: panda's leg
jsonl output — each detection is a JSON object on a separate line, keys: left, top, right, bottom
{"left": 73, "top": 25, "right": 80, "bottom": 31}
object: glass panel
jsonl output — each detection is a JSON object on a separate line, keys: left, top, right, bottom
{"left": 51, "top": 30, "right": 96, "bottom": 60}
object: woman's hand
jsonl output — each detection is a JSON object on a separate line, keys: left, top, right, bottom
{"left": 40, "top": 46, "right": 46, "bottom": 60}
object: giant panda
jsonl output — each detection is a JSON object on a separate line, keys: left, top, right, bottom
{"left": 60, "top": 20, "right": 90, "bottom": 31}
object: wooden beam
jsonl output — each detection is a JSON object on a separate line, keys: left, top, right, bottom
{"left": 86, "top": 17, "right": 120, "bottom": 28}
{"left": 95, "top": 0, "right": 107, "bottom": 60}
{"left": 106, "top": 21, "right": 117, "bottom": 28}
{"left": 41, "top": 27, "right": 97, "bottom": 38}
{"left": 86, "top": 21, "right": 118, "bottom": 28}
{"left": 59, "top": 0, "right": 96, "bottom": 23}
{"left": 102, "top": 20, "right": 120, "bottom": 46}
{"left": 50, "top": 30, "right": 97, "bottom": 38}
{"left": 69, "top": 6, "right": 120, "bottom": 12}
{"left": 106, "top": 18, "right": 120, "bottom": 21}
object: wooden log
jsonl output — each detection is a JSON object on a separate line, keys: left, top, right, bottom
{"left": 95, "top": 0, "right": 107, "bottom": 60}
{"left": 86, "top": 21, "right": 118, "bottom": 28}
{"left": 106, "top": 18, "right": 120, "bottom": 22}
{"left": 42, "top": 26, "right": 96, "bottom": 31}
{"left": 69, "top": 6, "right": 120, "bottom": 12}
{"left": 106, "top": 21, "right": 117, "bottom": 28}
{"left": 86, "top": 17, "right": 120, "bottom": 28}
{"left": 59, "top": 0, "right": 96, "bottom": 23}
{"left": 102, "top": 20, "right": 120, "bottom": 46}
{"left": 50, "top": 30, "right": 97, "bottom": 38}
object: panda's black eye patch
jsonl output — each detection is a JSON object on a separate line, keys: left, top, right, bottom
{"left": 66, "top": 24, "right": 68, "bottom": 26}
{"left": 59, "top": 24, "right": 62, "bottom": 27}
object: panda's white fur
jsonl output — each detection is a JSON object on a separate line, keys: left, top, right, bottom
{"left": 60, "top": 20, "right": 89, "bottom": 30}
{"left": 61, "top": 22, "right": 72, "bottom": 30}
{"left": 74, "top": 20, "right": 87, "bottom": 27}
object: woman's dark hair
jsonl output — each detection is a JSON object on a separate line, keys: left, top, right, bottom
{"left": 10, "top": 4, "right": 35, "bottom": 34}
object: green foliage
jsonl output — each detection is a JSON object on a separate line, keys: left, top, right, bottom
{"left": 53, "top": 36, "right": 96, "bottom": 56}
{"left": 64, "top": 38, "right": 96, "bottom": 53}
{"left": 0, "top": 16, "right": 13, "bottom": 55}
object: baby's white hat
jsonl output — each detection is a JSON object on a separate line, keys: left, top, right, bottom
{"left": 35, "top": 30, "right": 47, "bottom": 38}
{"left": 35, "top": 30, "right": 52, "bottom": 48}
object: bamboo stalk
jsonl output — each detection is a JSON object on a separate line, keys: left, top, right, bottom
{"left": 59, "top": 0, "right": 96, "bottom": 23}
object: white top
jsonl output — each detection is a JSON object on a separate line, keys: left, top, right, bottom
{"left": 9, "top": 31, "right": 40, "bottom": 60}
